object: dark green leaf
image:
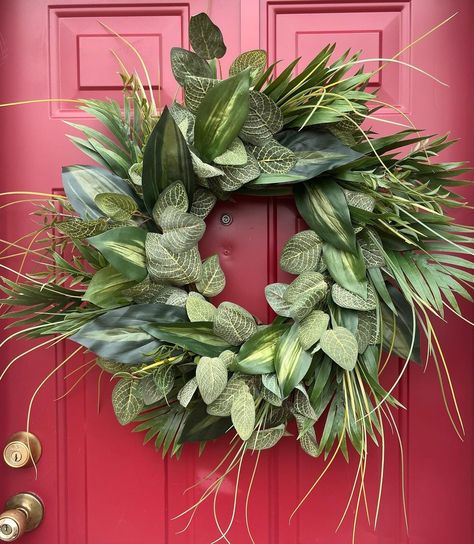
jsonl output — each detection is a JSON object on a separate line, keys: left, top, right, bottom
{"left": 170, "top": 47, "right": 213, "bottom": 86}
{"left": 178, "top": 402, "right": 231, "bottom": 443}
{"left": 323, "top": 243, "right": 367, "bottom": 298}
{"left": 189, "top": 13, "right": 226, "bottom": 60}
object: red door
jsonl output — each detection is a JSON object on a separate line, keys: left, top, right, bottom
{"left": 0, "top": 1, "right": 473, "bottom": 542}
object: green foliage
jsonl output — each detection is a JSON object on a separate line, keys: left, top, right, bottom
{"left": 280, "top": 230, "right": 322, "bottom": 274}
{"left": 189, "top": 13, "right": 226, "bottom": 60}
{"left": 170, "top": 47, "right": 213, "bottom": 86}
{"left": 213, "top": 302, "right": 257, "bottom": 345}
{"left": 112, "top": 379, "right": 144, "bottom": 425}
{"left": 230, "top": 50, "right": 267, "bottom": 83}
{"left": 235, "top": 323, "right": 288, "bottom": 374}
{"left": 196, "top": 356, "right": 228, "bottom": 404}
{"left": 320, "top": 327, "right": 359, "bottom": 371}
{"left": 196, "top": 255, "right": 226, "bottom": 297}
{"left": 94, "top": 192, "right": 137, "bottom": 221}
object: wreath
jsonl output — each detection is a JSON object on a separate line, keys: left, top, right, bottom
{"left": 1, "top": 11, "right": 472, "bottom": 536}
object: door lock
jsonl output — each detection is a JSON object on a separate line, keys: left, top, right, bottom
{"left": 0, "top": 493, "right": 44, "bottom": 541}
{"left": 3, "top": 432, "right": 42, "bottom": 469}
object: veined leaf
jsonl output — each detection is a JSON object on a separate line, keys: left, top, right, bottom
{"left": 195, "top": 255, "right": 226, "bottom": 297}
{"left": 153, "top": 365, "right": 175, "bottom": 398}
{"left": 140, "top": 374, "right": 164, "bottom": 405}
{"left": 142, "top": 107, "right": 195, "bottom": 214}
{"left": 144, "top": 322, "right": 232, "bottom": 357}
{"left": 178, "top": 402, "right": 230, "bottom": 443}
{"left": 152, "top": 181, "right": 189, "bottom": 225}
{"left": 190, "top": 151, "right": 224, "bottom": 178}
{"left": 332, "top": 283, "right": 377, "bottom": 311}
{"left": 94, "top": 192, "right": 137, "bottom": 221}
{"left": 294, "top": 180, "right": 357, "bottom": 254}
{"left": 177, "top": 377, "right": 198, "bottom": 408}
{"left": 88, "top": 226, "right": 147, "bottom": 281}
{"left": 194, "top": 70, "right": 251, "bottom": 163}
{"left": 159, "top": 207, "right": 206, "bottom": 253}
{"left": 298, "top": 310, "right": 329, "bottom": 350}
{"left": 246, "top": 424, "right": 286, "bottom": 450}
{"left": 274, "top": 323, "right": 312, "bottom": 397}
{"left": 280, "top": 230, "right": 322, "bottom": 274}
{"left": 186, "top": 293, "right": 216, "bottom": 322}
{"left": 235, "top": 323, "right": 288, "bottom": 374}
{"left": 214, "top": 138, "right": 248, "bottom": 166}
{"left": 231, "top": 389, "right": 255, "bottom": 440}
{"left": 265, "top": 283, "right": 291, "bottom": 317}
{"left": 82, "top": 265, "right": 135, "bottom": 309}
{"left": 170, "top": 47, "right": 213, "bottom": 86}
{"left": 196, "top": 356, "right": 228, "bottom": 404}
{"left": 189, "top": 12, "right": 226, "bottom": 60}
{"left": 145, "top": 233, "right": 202, "bottom": 286}
{"left": 356, "top": 310, "right": 379, "bottom": 353}
{"left": 207, "top": 377, "right": 249, "bottom": 416}
{"left": 285, "top": 271, "right": 328, "bottom": 322}
{"left": 229, "top": 50, "right": 267, "bottom": 83}
{"left": 184, "top": 76, "right": 219, "bottom": 114}
{"left": 62, "top": 165, "right": 139, "bottom": 220}
{"left": 248, "top": 140, "right": 296, "bottom": 174}
{"left": 57, "top": 218, "right": 111, "bottom": 239}
{"left": 112, "top": 379, "right": 144, "bottom": 425}
{"left": 320, "top": 327, "right": 358, "bottom": 371}
{"left": 240, "top": 90, "right": 283, "bottom": 145}
{"left": 190, "top": 188, "right": 217, "bottom": 219}
{"left": 213, "top": 302, "right": 257, "bottom": 346}
{"left": 323, "top": 243, "right": 367, "bottom": 298}
{"left": 215, "top": 153, "right": 260, "bottom": 191}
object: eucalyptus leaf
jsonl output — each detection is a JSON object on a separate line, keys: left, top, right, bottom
{"left": 189, "top": 12, "right": 226, "bottom": 60}
{"left": 196, "top": 355, "right": 228, "bottom": 404}
{"left": 320, "top": 327, "right": 358, "bottom": 371}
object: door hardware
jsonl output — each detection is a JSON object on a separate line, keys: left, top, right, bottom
{"left": 0, "top": 493, "right": 44, "bottom": 541}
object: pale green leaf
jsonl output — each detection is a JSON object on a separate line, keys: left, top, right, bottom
{"left": 152, "top": 181, "right": 189, "bottom": 225}
{"left": 196, "top": 356, "right": 228, "bottom": 404}
{"left": 280, "top": 230, "right": 322, "bottom": 274}
{"left": 231, "top": 389, "right": 256, "bottom": 440}
{"left": 170, "top": 47, "right": 213, "bottom": 86}
{"left": 112, "top": 379, "right": 144, "bottom": 425}
{"left": 320, "top": 327, "right": 358, "bottom": 371}
{"left": 190, "top": 188, "right": 217, "bottom": 219}
{"left": 229, "top": 49, "right": 267, "bottom": 83}
{"left": 246, "top": 424, "right": 286, "bottom": 450}
{"left": 265, "top": 283, "right": 291, "bottom": 317}
{"left": 159, "top": 207, "right": 206, "bottom": 253}
{"left": 57, "top": 218, "right": 111, "bottom": 239}
{"left": 207, "top": 376, "right": 249, "bottom": 416}
{"left": 248, "top": 139, "right": 296, "bottom": 174}
{"left": 213, "top": 302, "right": 257, "bottom": 345}
{"left": 298, "top": 310, "right": 329, "bottom": 350}
{"left": 216, "top": 152, "right": 260, "bottom": 191}
{"left": 332, "top": 283, "right": 377, "bottom": 311}
{"left": 186, "top": 292, "right": 216, "bottom": 322}
{"left": 195, "top": 254, "right": 226, "bottom": 297}
{"left": 184, "top": 76, "right": 219, "bottom": 114}
{"left": 94, "top": 192, "right": 137, "bottom": 221}
{"left": 177, "top": 377, "right": 198, "bottom": 408}
{"left": 214, "top": 138, "right": 248, "bottom": 166}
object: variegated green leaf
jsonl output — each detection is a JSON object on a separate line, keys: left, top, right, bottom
{"left": 229, "top": 50, "right": 267, "bottom": 83}
{"left": 219, "top": 350, "right": 238, "bottom": 369}
{"left": 145, "top": 233, "right": 202, "bottom": 286}
{"left": 320, "top": 326, "right": 358, "bottom": 371}
{"left": 344, "top": 189, "right": 375, "bottom": 212}
{"left": 323, "top": 243, "right": 367, "bottom": 298}
{"left": 190, "top": 188, "right": 217, "bottom": 219}
{"left": 184, "top": 76, "right": 219, "bottom": 114}
{"left": 262, "top": 373, "right": 281, "bottom": 398}
{"left": 140, "top": 374, "right": 163, "bottom": 405}
{"left": 215, "top": 152, "right": 260, "bottom": 191}
{"left": 298, "top": 310, "right": 330, "bottom": 350}
{"left": 213, "top": 302, "right": 257, "bottom": 346}
{"left": 186, "top": 293, "right": 216, "bottom": 322}
{"left": 332, "top": 283, "right": 377, "bottom": 311}
{"left": 231, "top": 389, "right": 255, "bottom": 440}
{"left": 240, "top": 91, "right": 283, "bottom": 145}
{"left": 214, "top": 138, "right": 247, "bottom": 166}
{"left": 356, "top": 310, "right": 379, "bottom": 353}
{"left": 94, "top": 192, "right": 137, "bottom": 221}
{"left": 169, "top": 101, "right": 196, "bottom": 143}
{"left": 195, "top": 255, "right": 226, "bottom": 297}
{"left": 235, "top": 323, "right": 288, "bottom": 374}
{"left": 358, "top": 230, "right": 386, "bottom": 268}
{"left": 293, "top": 389, "right": 317, "bottom": 419}
{"left": 88, "top": 226, "right": 147, "bottom": 281}
{"left": 152, "top": 180, "right": 189, "bottom": 225}
{"left": 177, "top": 377, "right": 198, "bottom": 408}
{"left": 158, "top": 207, "right": 206, "bottom": 253}
{"left": 162, "top": 287, "right": 189, "bottom": 307}
{"left": 170, "top": 47, "right": 213, "bottom": 86}
{"left": 190, "top": 151, "right": 225, "bottom": 178}
{"left": 261, "top": 386, "right": 283, "bottom": 407}
{"left": 248, "top": 140, "right": 296, "bottom": 174}
{"left": 207, "top": 377, "right": 249, "bottom": 416}
{"left": 57, "top": 218, "right": 111, "bottom": 239}
{"left": 280, "top": 230, "right": 322, "bottom": 274}
{"left": 153, "top": 365, "right": 175, "bottom": 398}
{"left": 189, "top": 12, "right": 226, "bottom": 60}
{"left": 274, "top": 323, "right": 312, "bottom": 397}
{"left": 112, "top": 379, "right": 144, "bottom": 425}
{"left": 296, "top": 415, "right": 318, "bottom": 457}
{"left": 285, "top": 271, "right": 328, "bottom": 322}
{"left": 128, "top": 162, "right": 142, "bottom": 191}
{"left": 82, "top": 265, "right": 136, "bottom": 308}
{"left": 196, "top": 356, "right": 228, "bottom": 404}
{"left": 264, "top": 283, "right": 291, "bottom": 317}
{"left": 246, "top": 424, "right": 286, "bottom": 450}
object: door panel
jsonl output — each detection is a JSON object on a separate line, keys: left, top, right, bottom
{"left": 0, "top": 1, "right": 472, "bottom": 543}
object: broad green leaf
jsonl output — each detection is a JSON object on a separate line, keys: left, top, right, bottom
{"left": 186, "top": 293, "right": 216, "bottom": 322}
{"left": 231, "top": 389, "right": 255, "bottom": 440}
{"left": 152, "top": 181, "right": 189, "bottom": 225}
{"left": 112, "top": 379, "right": 144, "bottom": 425}
{"left": 164, "top": 287, "right": 189, "bottom": 307}
{"left": 190, "top": 151, "right": 225, "bottom": 178}
{"left": 235, "top": 323, "right": 288, "bottom": 374}
{"left": 297, "top": 415, "right": 318, "bottom": 457}
{"left": 214, "top": 138, "right": 248, "bottom": 166}
{"left": 246, "top": 424, "right": 286, "bottom": 450}
{"left": 215, "top": 153, "right": 260, "bottom": 191}
{"left": 213, "top": 302, "right": 257, "bottom": 346}
{"left": 265, "top": 283, "right": 291, "bottom": 317}
{"left": 240, "top": 90, "right": 283, "bottom": 145}
{"left": 293, "top": 389, "right": 317, "bottom": 419}
{"left": 356, "top": 310, "right": 379, "bottom": 353}
{"left": 298, "top": 310, "right": 329, "bottom": 350}
{"left": 358, "top": 230, "right": 385, "bottom": 268}
{"left": 220, "top": 350, "right": 238, "bottom": 369}
{"left": 144, "top": 321, "right": 232, "bottom": 357}
{"left": 70, "top": 303, "right": 186, "bottom": 364}
{"left": 62, "top": 165, "right": 139, "bottom": 220}
{"left": 280, "top": 230, "right": 322, "bottom": 274}
{"left": 82, "top": 265, "right": 135, "bottom": 308}
{"left": 184, "top": 76, "right": 219, "bottom": 114}
{"left": 332, "top": 283, "right": 377, "bottom": 311}
{"left": 344, "top": 189, "right": 375, "bottom": 212}
{"left": 177, "top": 402, "right": 230, "bottom": 443}
{"left": 262, "top": 373, "right": 282, "bottom": 398}
{"left": 207, "top": 377, "right": 249, "bottom": 416}
{"left": 145, "top": 233, "right": 202, "bottom": 286}
{"left": 189, "top": 12, "right": 226, "bottom": 59}
{"left": 320, "top": 327, "right": 358, "bottom": 370}
{"left": 94, "top": 192, "right": 137, "bottom": 221}
{"left": 153, "top": 365, "right": 175, "bottom": 398}
{"left": 309, "top": 356, "right": 333, "bottom": 410}
{"left": 194, "top": 70, "right": 251, "bottom": 163}
{"left": 128, "top": 162, "right": 142, "bottom": 191}
{"left": 57, "top": 218, "right": 111, "bottom": 239}
{"left": 177, "top": 377, "right": 198, "bottom": 408}
{"left": 248, "top": 140, "right": 296, "bottom": 174}
{"left": 195, "top": 255, "right": 226, "bottom": 297}
{"left": 142, "top": 107, "right": 195, "bottom": 214}
{"left": 140, "top": 374, "right": 164, "bottom": 405}
{"left": 196, "top": 355, "right": 228, "bottom": 404}
{"left": 323, "top": 243, "right": 367, "bottom": 298}
{"left": 190, "top": 188, "right": 217, "bottom": 219}
{"left": 229, "top": 50, "right": 267, "bottom": 83}
{"left": 274, "top": 324, "right": 312, "bottom": 397}
{"left": 126, "top": 279, "right": 189, "bottom": 306}
{"left": 294, "top": 180, "right": 357, "bottom": 254}
{"left": 88, "top": 226, "right": 147, "bottom": 281}
{"left": 158, "top": 207, "right": 206, "bottom": 253}
{"left": 285, "top": 271, "right": 328, "bottom": 322}
{"left": 170, "top": 47, "right": 213, "bottom": 86}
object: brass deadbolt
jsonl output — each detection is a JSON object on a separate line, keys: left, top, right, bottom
{"left": 3, "top": 432, "right": 42, "bottom": 469}
{"left": 0, "top": 493, "right": 44, "bottom": 541}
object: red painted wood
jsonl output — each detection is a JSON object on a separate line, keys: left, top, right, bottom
{"left": 0, "top": 1, "right": 473, "bottom": 543}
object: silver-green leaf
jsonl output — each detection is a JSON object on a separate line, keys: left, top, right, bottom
{"left": 231, "top": 389, "right": 256, "bottom": 440}
{"left": 159, "top": 207, "right": 206, "bottom": 253}
{"left": 195, "top": 254, "right": 226, "bottom": 297}
{"left": 170, "top": 47, "right": 213, "bottom": 86}
{"left": 186, "top": 292, "right": 216, "bottom": 322}
{"left": 280, "top": 230, "right": 322, "bottom": 274}
{"left": 196, "top": 356, "right": 228, "bottom": 404}
{"left": 190, "top": 188, "right": 217, "bottom": 219}
{"left": 320, "top": 326, "right": 358, "bottom": 371}
{"left": 177, "top": 377, "right": 198, "bottom": 408}
{"left": 265, "top": 283, "right": 291, "bottom": 317}
{"left": 112, "top": 379, "right": 144, "bottom": 425}
{"left": 332, "top": 283, "right": 377, "bottom": 311}
{"left": 246, "top": 424, "right": 286, "bottom": 450}
{"left": 214, "top": 138, "right": 248, "bottom": 166}
{"left": 240, "top": 91, "right": 283, "bottom": 145}
{"left": 213, "top": 302, "right": 257, "bottom": 346}
{"left": 152, "top": 181, "right": 189, "bottom": 225}
{"left": 298, "top": 310, "right": 330, "bottom": 350}
{"left": 248, "top": 140, "right": 296, "bottom": 174}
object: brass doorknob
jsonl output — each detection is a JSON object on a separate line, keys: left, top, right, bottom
{"left": 0, "top": 493, "right": 44, "bottom": 542}
{"left": 3, "top": 433, "right": 42, "bottom": 469}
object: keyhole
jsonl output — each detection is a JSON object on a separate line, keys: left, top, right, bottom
{"left": 13, "top": 452, "right": 21, "bottom": 462}
{"left": 1, "top": 524, "right": 12, "bottom": 536}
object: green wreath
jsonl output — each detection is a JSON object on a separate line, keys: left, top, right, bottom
{"left": 1, "top": 11, "right": 472, "bottom": 527}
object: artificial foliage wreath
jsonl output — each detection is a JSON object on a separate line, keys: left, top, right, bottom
{"left": 1, "top": 11, "right": 473, "bottom": 535}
